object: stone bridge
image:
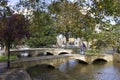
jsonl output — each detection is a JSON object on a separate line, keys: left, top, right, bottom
{"left": 10, "top": 48, "right": 73, "bottom": 56}
{"left": 11, "top": 54, "right": 113, "bottom": 69}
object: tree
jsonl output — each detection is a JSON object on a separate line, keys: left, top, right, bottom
{"left": 89, "top": 0, "right": 120, "bottom": 22}
{"left": 48, "top": 0, "right": 96, "bottom": 46}
{"left": 0, "top": 14, "right": 30, "bottom": 68}
{"left": 26, "top": 10, "right": 56, "bottom": 48}
{"left": 77, "top": 0, "right": 120, "bottom": 50}
{"left": 27, "top": 10, "right": 56, "bottom": 47}
{"left": 14, "top": 0, "right": 56, "bottom": 48}
{"left": 0, "top": 0, "right": 12, "bottom": 16}
{"left": 109, "top": 23, "right": 120, "bottom": 53}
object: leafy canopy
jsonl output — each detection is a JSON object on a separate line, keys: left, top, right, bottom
{"left": 0, "top": 14, "right": 30, "bottom": 45}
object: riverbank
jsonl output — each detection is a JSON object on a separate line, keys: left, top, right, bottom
{"left": 113, "top": 53, "right": 120, "bottom": 62}
{"left": 0, "top": 53, "right": 120, "bottom": 80}
{"left": 0, "top": 63, "right": 32, "bottom": 80}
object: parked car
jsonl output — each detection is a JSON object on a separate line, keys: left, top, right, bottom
{"left": 18, "top": 46, "right": 30, "bottom": 58}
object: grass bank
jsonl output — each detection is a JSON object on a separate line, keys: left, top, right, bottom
{"left": 0, "top": 55, "right": 17, "bottom": 62}
{"left": 69, "top": 48, "right": 101, "bottom": 55}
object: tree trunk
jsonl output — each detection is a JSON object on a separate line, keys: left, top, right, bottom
{"left": 65, "top": 32, "right": 69, "bottom": 48}
{"left": 6, "top": 43, "right": 11, "bottom": 68}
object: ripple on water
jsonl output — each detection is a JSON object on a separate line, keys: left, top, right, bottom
{"left": 26, "top": 64, "right": 76, "bottom": 80}
{"left": 27, "top": 61, "right": 120, "bottom": 80}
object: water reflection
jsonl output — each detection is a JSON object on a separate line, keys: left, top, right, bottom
{"left": 27, "top": 60, "right": 120, "bottom": 80}
{"left": 26, "top": 64, "right": 75, "bottom": 80}
{"left": 93, "top": 62, "right": 120, "bottom": 80}
{"left": 59, "top": 60, "right": 79, "bottom": 73}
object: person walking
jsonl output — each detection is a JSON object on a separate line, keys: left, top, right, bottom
{"left": 80, "top": 42, "right": 86, "bottom": 55}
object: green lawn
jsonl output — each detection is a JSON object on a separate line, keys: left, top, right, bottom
{"left": 85, "top": 50, "right": 101, "bottom": 55}
{"left": 0, "top": 55, "right": 17, "bottom": 62}
{"left": 69, "top": 48, "right": 101, "bottom": 55}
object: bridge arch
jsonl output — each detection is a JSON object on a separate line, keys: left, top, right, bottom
{"left": 75, "top": 59, "right": 88, "bottom": 64}
{"left": 58, "top": 59, "right": 88, "bottom": 71}
{"left": 92, "top": 58, "right": 107, "bottom": 64}
{"left": 11, "top": 54, "right": 113, "bottom": 69}
{"left": 59, "top": 52, "right": 69, "bottom": 55}
{"left": 26, "top": 64, "right": 55, "bottom": 70}
{"left": 46, "top": 52, "right": 54, "bottom": 55}
{"left": 58, "top": 58, "right": 88, "bottom": 66}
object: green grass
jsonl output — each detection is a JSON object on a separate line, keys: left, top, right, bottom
{"left": 85, "top": 50, "right": 101, "bottom": 55}
{"left": 0, "top": 55, "right": 17, "bottom": 62}
{"left": 68, "top": 48, "right": 101, "bottom": 55}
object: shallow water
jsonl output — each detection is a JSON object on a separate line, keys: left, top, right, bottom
{"left": 27, "top": 60, "right": 120, "bottom": 80}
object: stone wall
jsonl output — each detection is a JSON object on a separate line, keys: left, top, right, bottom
{"left": 10, "top": 48, "right": 73, "bottom": 57}
{"left": 113, "top": 53, "right": 120, "bottom": 62}
{"left": 11, "top": 55, "right": 71, "bottom": 69}
{"left": 11, "top": 54, "right": 113, "bottom": 69}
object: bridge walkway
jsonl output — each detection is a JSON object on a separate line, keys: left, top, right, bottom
{"left": 12, "top": 54, "right": 72, "bottom": 62}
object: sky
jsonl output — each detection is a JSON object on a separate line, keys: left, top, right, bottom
{"left": 8, "top": 0, "right": 77, "bottom": 5}
{"left": 8, "top": 0, "right": 19, "bottom": 6}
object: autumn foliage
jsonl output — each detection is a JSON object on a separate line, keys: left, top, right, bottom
{"left": 0, "top": 14, "right": 30, "bottom": 68}
{"left": 0, "top": 14, "right": 30, "bottom": 44}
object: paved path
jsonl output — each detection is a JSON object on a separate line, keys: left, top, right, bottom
{"left": 0, "top": 62, "right": 7, "bottom": 68}
{"left": 103, "top": 49, "right": 115, "bottom": 54}
{"left": 0, "top": 62, "right": 7, "bottom": 73}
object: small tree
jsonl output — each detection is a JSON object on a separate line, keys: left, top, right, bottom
{"left": 0, "top": 14, "right": 30, "bottom": 68}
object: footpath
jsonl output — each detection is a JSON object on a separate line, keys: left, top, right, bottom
{"left": 0, "top": 62, "right": 7, "bottom": 73}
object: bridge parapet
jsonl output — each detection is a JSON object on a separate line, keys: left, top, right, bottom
{"left": 10, "top": 48, "right": 73, "bottom": 57}
{"left": 11, "top": 54, "right": 113, "bottom": 69}
{"left": 11, "top": 55, "right": 72, "bottom": 69}
{"left": 84, "top": 54, "right": 113, "bottom": 64}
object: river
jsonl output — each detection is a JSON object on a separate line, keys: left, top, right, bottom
{"left": 27, "top": 59, "right": 120, "bottom": 80}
